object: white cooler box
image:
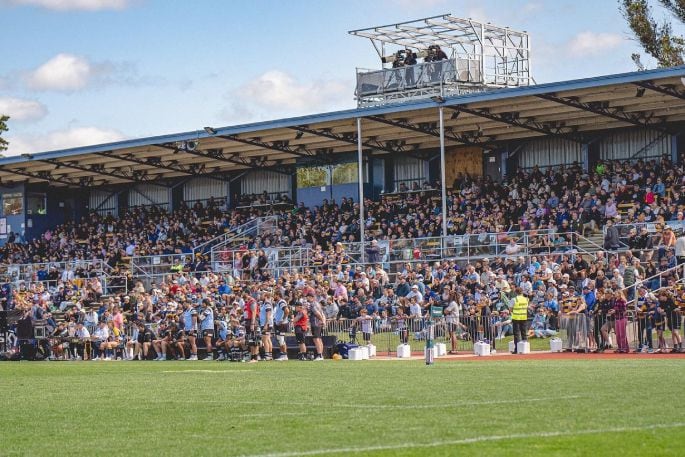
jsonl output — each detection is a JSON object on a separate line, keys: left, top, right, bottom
{"left": 435, "top": 342, "right": 447, "bottom": 356}
{"left": 508, "top": 340, "right": 515, "bottom": 353}
{"left": 474, "top": 341, "right": 491, "bottom": 356}
{"left": 550, "top": 338, "right": 563, "bottom": 352}
{"left": 397, "top": 344, "right": 412, "bottom": 358}
{"left": 366, "top": 344, "right": 376, "bottom": 358}
{"left": 517, "top": 341, "right": 530, "bottom": 354}
{"left": 349, "top": 347, "right": 369, "bottom": 361}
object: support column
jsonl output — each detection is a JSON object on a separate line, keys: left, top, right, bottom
{"left": 581, "top": 143, "right": 589, "bottom": 173}
{"left": 671, "top": 134, "right": 678, "bottom": 164}
{"left": 357, "top": 117, "right": 366, "bottom": 263}
{"left": 439, "top": 106, "right": 448, "bottom": 238}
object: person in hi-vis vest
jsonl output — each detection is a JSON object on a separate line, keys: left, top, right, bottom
{"left": 512, "top": 287, "right": 531, "bottom": 353}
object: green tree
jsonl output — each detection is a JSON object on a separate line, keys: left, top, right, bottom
{"left": 621, "top": 0, "right": 685, "bottom": 67}
{"left": 0, "top": 114, "right": 8, "bottom": 153}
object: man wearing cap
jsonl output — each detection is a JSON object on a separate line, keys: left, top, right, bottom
{"left": 406, "top": 284, "right": 423, "bottom": 303}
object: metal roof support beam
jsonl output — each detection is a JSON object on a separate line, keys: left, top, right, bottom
{"left": 96, "top": 151, "right": 206, "bottom": 179}
{"left": 366, "top": 115, "right": 497, "bottom": 148}
{"left": 38, "top": 158, "right": 149, "bottom": 184}
{"left": 154, "top": 143, "right": 294, "bottom": 176}
{"left": 633, "top": 81, "right": 685, "bottom": 101}
{"left": 3, "top": 168, "right": 81, "bottom": 187}
{"left": 535, "top": 93, "right": 670, "bottom": 134}
{"left": 447, "top": 106, "right": 587, "bottom": 143}
{"left": 218, "top": 135, "right": 317, "bottom": 160}
{"left": 98, "top": 151, "right": 235, "bottom": 183}
{"left": 289, "top": 125, "right": 407, "bottom": 155}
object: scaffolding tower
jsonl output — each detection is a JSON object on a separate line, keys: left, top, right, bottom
{"left": 349, "top": 14, "right": 533, "bottom": 107}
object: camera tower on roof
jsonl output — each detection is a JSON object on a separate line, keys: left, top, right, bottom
{"left": 349, "top": 14, "right": 533, "bottom": 107}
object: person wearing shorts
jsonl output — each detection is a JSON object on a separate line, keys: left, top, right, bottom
{"left": 258, "top": 293, "right": 274, "bottom": 361}
{"left": 243, "top": 294, "right": 259, "bottom": 363}
{"left": 199, "top": 298, "right": 215, "bottom": 360}
{"left": 273, "top": 292, "right": 290, "bottom": 361}
{"left": 181, "top": 301, "right": 199, "bottom": 360}
{"left": 293, "top": 302, "right": 309, "bottom": 360}
{"left": 662, "top": 290, "right": 683, "bottom": 352}
{"left": 307, "top": 293, "right": 326, "bottom": 361}
{"left": 599, "top": 290, "right": 615, "bottom": 352}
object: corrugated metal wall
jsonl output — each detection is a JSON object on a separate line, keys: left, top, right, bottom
{"left": 393, "top": 156, "right": 427, "bottom": 190}
{"left": 128, "top": 184, "right": 170, "bottom": 210}
{"left": 183, "top": 177, "right": 227, "bottom": 204}
{"left": 241, "top": 171, "right": 291, "bottom": 197}
{"left": 599, "top": 129, "right": 670, "bottom": 161}
{"left": 517, "top": 137, "right": 582, "bottom": 169}
{"left": 89, "top": 190, "right": 118, "bottom": 216}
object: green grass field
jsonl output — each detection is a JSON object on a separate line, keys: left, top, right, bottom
{"left": 1, "top": 359, "right": 683, "bottom": 456}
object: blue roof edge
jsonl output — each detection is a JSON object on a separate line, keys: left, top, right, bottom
{"left": 3, "top": 64, "right": 685, "bottom": 167}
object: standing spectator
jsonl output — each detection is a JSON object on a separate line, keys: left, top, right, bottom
{"left": 603, "top": 218, "right": 621, "bottom": 251}
{"left": 675, "top": 233, "right": 685, "bottom": 266}
{"left": 511, "top": 287, "right": 530, "bottom": 353}
{"left": 293, "top": 302, "right": 309, "bottom": 361}
{"left": 365, "top": 240, "right": 382, "bottom": 264}
{"left": 307, "top": 293, "right": 326, "bottom": 361}
{"left": 612, "top": 290, "right": 629, "bottom": 353}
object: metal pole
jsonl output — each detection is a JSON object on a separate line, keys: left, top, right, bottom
{"left": 357, "top": 117, "right": 366, "bottom": 264}
{"left": 439, "top": 106, "right": 448, "bottom": 239}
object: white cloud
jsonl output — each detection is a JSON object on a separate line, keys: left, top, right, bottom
{"left": 26, "top": 53, "right": 94, "bottom": 91}
{"left": 0, "top": 97, "right": 48, "bottom": 121}
{"left": 5, "top": 126, "right": 126, "bottom": 156}
{"left": 4, "top": 0, "right": 132, "bottom": 11}
{"left": 567, "top": 32, "right": 623, "bottom": 57}
{"left": 240, "top": 70, "right": 348, "bottom": 112}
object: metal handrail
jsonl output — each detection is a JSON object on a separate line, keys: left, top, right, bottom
{"left": 192, "top": 216, "right": 278, "bottom": 256}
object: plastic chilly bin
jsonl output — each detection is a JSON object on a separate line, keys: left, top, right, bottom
{"left": 349, "top": 348, "right": 365, "bottom": 361}
{"left": 517, "top": 341, "right": 530, "bottom": 354}
{"left": 550, "top": 338, "right": 563, "bottom": 352}
{"left": 397, "top": 344, "right": 412, "bottom": 358}
{"left": 474, "top": 341, "right": 491, "bottom": 356}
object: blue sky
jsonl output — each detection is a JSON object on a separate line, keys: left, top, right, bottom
{"left": 0, "top": 0, "right": 665, "bottom": 156}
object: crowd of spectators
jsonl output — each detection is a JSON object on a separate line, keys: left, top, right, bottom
{"left": 3, "top": 156, "right": 685, "bottom": 360}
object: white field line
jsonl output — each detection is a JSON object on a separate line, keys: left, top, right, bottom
{"left": 237, "top": 422, "right": 685, "bottom": 457}
{"left": 235, "top": 395, "right": 583, "bottom": 410}
{"left": 162, "top": 369, "right": 253, "bottom": 373}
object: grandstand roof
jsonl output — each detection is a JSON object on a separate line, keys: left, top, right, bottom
{"left": 3, "top": 65, "right": 685, "bottom": 188}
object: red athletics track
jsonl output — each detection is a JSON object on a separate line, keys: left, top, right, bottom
{"left": 374, "top": 351, "right": 685, "bottom": 361}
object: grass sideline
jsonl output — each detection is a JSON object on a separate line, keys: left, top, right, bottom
{"left": 1, "top": 359, "right": 683, "bottom": 456}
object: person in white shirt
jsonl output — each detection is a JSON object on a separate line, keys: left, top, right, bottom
{"left": 92, "top": 321, "right": 109, "bottom": 360}
{"left": 406, "top": 284, "right": 423, "bottom": 303}
{"left": 61, "top": 267, "right": 74, "bottom": 283}
{"left": 73, "top": 323, "right": 90, "bottom": 360}
{"left": 675, "top": 234, "right": 685, "bottom": 265}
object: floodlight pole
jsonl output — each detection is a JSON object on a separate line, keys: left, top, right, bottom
{"left": 357, "top": 117, "right": 366, "bottom": 263}
{"left": 439, "top": 106, "right": 448, "bottom": 238}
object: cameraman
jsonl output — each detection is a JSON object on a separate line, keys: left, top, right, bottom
{"left": 404, "top": 49, "right": 417, "bottom": 86}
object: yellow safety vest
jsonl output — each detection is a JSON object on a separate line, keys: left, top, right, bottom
{"left": 512, "top": 295, "right": 529, "bottom": 321}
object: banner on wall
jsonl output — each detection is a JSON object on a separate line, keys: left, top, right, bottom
{"left": 0, "top": 217, "right": 6, "bottom": 238}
